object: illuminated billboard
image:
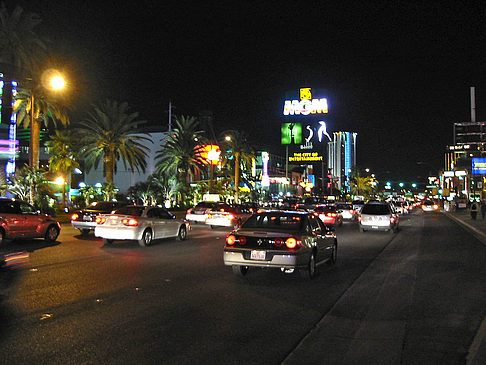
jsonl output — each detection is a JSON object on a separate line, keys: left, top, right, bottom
{"left": 282, "top": 87, "right": 328, "bottom": 116}
{"left": 472, "top": 158, "right": 486, "bottom": 174}
{"left": 281, "top": 123, "right": 302, "bottom": 144}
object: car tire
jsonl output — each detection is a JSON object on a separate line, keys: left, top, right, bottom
{"left": 328, "top": 242, "right": 337, "bottom": 265}
{"left": 232, "top": 265, "right": 249, "bottom": 277}
{"left": 176, "top": 225, "right": 187, "bottom": 241}
{"left": 80, "top": 229, "right": 90, "bottom": 235}
{"left": 138, "top": 229, "right": 153, "bottom": 247}
{"left": 300, "top": 251, "right": 317, "bottom": 280}
{"left": 45, "top": 225, "right": 60, "bottom": 242}
{"left": 102, "top": 238, "right": 114, "bottom": 245}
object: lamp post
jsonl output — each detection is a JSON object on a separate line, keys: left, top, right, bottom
{"left": 55, "top": 176, "right": 66, "bottom": 211}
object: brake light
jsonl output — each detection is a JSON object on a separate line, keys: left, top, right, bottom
{"left": 186, "top": 209, "right": 192, "bottom": 214}
{"left": 326, "top": 212, "right": 337, "bottom": 217}
{"left": 358, "top": 216, "right": 362, "bottom": 222}
{"left": 95, "top": 216, "right": 106, "bottom": 224}
{"left": 122, "top": 218, "right": 139, "bottom": 226}
{"left": 71, "top": 213, "right": 79, "bottom": 221}
{"left": 238, "top": 236, "right": 247, "bottom": 245}
{"left": 390, "top": 217, "right": 396, "bottom": 223}
{"left": 285, "top": 237, "right": 300, "bottom": 249}
{"left": 226, "top": 214, "right": 235, "bottom": 220}
{"left": 433, "top": 204, "right": 439, "bottom": 210}
{"left": 274, "top": 238, "right": 284, "bottom": 247}
{"left": 350, "top": 210, "right": 354, "bottom": 214}
{"left": 226, "top": 235, "right": 236, "bottom": 245}
{"left": 257, "top": 209, "right": 263, "bottom": 213}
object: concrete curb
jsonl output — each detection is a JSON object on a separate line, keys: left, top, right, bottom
{"left": 442, "top": 211, "right": 486, "bottom": 247}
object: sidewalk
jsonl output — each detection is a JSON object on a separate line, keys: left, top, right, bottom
{"left": 442, "top": 208, "right": 486, "bottom": 365}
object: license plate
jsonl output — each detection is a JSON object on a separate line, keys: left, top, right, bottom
{"left": 250, "top": 250, "right": 266, "bottom": 260}
{"left": 372, "top": 226, "right": 378, "bottom": 229}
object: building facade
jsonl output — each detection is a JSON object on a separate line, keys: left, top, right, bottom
{"left": 327, "top": 131, "right": 357, "bottom": 192}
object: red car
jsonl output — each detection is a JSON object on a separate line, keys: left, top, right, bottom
{"left": 314, "top": 205, "right": 343, "bottom": 227}
{"left": 0, "top": 198, "right": 61, "bottom": 244}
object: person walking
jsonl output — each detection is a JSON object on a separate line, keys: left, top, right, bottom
{"left": 470, "top": 201, "right": 479, "bottom": 220}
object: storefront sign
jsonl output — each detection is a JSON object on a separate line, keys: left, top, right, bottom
{"left": 288, "top": 151, "right": 324, "bottom": 162}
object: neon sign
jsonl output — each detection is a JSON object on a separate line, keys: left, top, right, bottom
{"left": 283, "top": 88, "right": 328, "bottom": 116}
{"left": 261, "top": 152, "right": 270, "bottom": 187}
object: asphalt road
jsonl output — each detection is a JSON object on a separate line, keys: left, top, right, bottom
{"left": 0, "top": 211, "right": 485, "bottom": 364}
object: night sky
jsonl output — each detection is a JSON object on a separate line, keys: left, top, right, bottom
{"left": 14, "top": 0, "right": 486, "bottom": 183}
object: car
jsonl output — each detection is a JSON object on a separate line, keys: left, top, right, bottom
{"left": 336, "top": 203, "right": 357, "bottom": 221}
{"left": 393, "top": 201, "right": 409, "bottom": 214}
{"left": 71, "top": 201, "right": 128, "bottom": 235}
{"left": 313, "top": 205, "right": 343, "bottom": 226}
{"left": 358, "top": 201, "right": 399, "bottom": 233}
{"left": 422, "top": 200, "right": 439, "bottom": 212}
{"left": 298, "top": 196, "right": 328, "bottom": 211}
{"left": 352, "top": 200, "right": 365, "bottom": 214}
{"left": 185, "top": 202, "right": 218, "bottom": 224}
{"left": 223, "top": 210, "right": 338, "bottom": 279}
{"left": 205, "top": 203, "right": 253, "bottom": 229}
{"left": 94, "top": 205, "right": 190, "bottom": 246}
{"left": 0, "top": 198, "right": 61, "bottom": 244}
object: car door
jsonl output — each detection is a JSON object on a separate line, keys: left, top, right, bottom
{"left": 19, "top": 202, "right": 44, "bottom": 238}
{"left": 146, "top": 208, "right": 164, "bottom": 240}
{"left": 312, "top": 215, "right": 334, "bottom": 262}
{"left": 0, "top": 201, "right": 24, "bottom": 237}
{"left": 159, "top": 208, "right": 179, "bottom": 238}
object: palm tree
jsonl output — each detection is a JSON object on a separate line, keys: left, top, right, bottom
{"left": 220, "top": 130, "right": 255, "bottom": 203}
{"left": 46, "top": 129, "right": 80, "bottom": 208}
{"left": 155, "top": 115, "right": 206, "bottom": 205}
{"left": 77, "top": 100, "right": 151, "bottom": 197}
{"left": 0, "top": 4, "right": 52, "bottom": 169}
{"left": 349, "top": 167, "right": 374, "bottom": 198}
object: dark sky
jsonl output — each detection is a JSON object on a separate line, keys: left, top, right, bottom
{"left": 15, "top": 0, "right": 486, "bottom": 182}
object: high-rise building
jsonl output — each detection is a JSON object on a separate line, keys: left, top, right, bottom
{"left": 327, "top": 132, "right": 357, "bottom": 192}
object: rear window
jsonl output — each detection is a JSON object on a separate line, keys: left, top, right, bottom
{"left": 242, "top": 213, "right": 307, "bottom": 231}
{"left": 114, "top": 206, "right": 145, "bottom": 216}
{"left": 361, "top": 204, "right": 391, "bottom": 215}
{"left": 91, "top": 201, "right": 123, "bottom": 211}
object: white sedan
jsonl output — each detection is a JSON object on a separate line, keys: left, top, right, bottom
{"left": 94, "top": 205, "right": 190, "bottom": 246}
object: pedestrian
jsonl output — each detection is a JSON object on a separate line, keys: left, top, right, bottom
{"left": 470, "top": 201, "right": 479, "bottom": 220}
{"left": 481, "top": 200, "right": 486, "bottom": 220}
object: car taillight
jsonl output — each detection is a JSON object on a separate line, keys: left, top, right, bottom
{"left": 257, "top": 209, "right": 263, "bottom": 213}
{"left": 390, "top": 217, "right": 396, "bottom": 223}
{"left": 71, "top": 213, "right": 79, "bottom": 221}
{"left": 350, "top": 209, "right": 354, "bottom": 214}
{"left": 358, "top": 216, "right": 362, "bottom": 222}
{"left": 95, "top": 216, "right": 106, "bottom": 224}
{"left": 122, "top": 218, "right": 138, "bottom": 226}
{"left": 226, "top": 214, "right": 235, "bottom": 220}
{"left": 274, "top": 238, "right": 284, "bottom": 247}
{"left": 226, "top": 235, "right": 236, "bottom": 245}
{"left": 186, "top": 209, "right": 192, "bottom": 214}
{"left": 433, "top": 204, "right": 439, "bottom": 210}
{"left": 285, "top": 237, "right": 300, "bottom": 249}
{"left": 422, "top": 205, "right": 425, "bottom": 210}
{"left": 238, "top": 236, "right": 247, "bottom": 245}
{"left": 326, "top": 212, "right": 337, "bottom": 217}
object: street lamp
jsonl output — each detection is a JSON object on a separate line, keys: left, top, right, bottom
{"left": 29, "top": 70, "right": 66, "bottom": 169}
{"left": 55, "top": 176, "right": 66, "bottom": 211}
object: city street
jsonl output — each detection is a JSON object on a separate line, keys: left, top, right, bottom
{"left": 0, "top": 210, "right": 485, "bottom": 364}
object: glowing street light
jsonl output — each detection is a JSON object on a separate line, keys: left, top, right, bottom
{"left": 55, "top": 176, "right": 66, "bottom": 210}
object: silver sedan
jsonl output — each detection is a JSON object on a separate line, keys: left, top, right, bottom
{"left": 94, "top": 205, "right": 189, "bottom": 246}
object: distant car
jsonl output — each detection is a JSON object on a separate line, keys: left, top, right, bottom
{"left": 352, "top": 200, "right": 365, "bottom": 214}
{"left": 223, "top": 210, "right": 337, "bottom": 279}
{"left": 185, "top": 202, "right": 218, "bottom": 224}
{"left": 313, "top": 205, "right": 343, "bottom": 226}
{"left": 205, "top": 203, "right": 253, "bottom": 229}
{"left": 422, "top": 200, "right": 439, "bottom": 212}
{"left": 336, "top": 203, "right": 357, "bottom": 221}
{"left": 71, "top": 201, "right": 128, "bottom": 235}
{"left": 393, "top": 201, "right": 409, "bottom": 214}
{"left": 359, "top": 201, "right": 399, "bottom": 233}
{"left": 0, "top": 198, "right": 60, "bottom": 244}
{"left": 94, "top": 205, "right": 190, "bottom": 246}
{"left": 298, "top": 196, "right": 328, "bottom": 211}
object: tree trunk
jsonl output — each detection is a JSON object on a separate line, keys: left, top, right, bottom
{"left": 234, "top": 154, "right": 240, "bottom": 204}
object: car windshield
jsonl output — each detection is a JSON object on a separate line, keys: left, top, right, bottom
{"left": 361, "top": 204, "right": 391, "bottom": 215}
{"left": 315, "top": 206, "right": 336, "bottom": 213}
{"left": 242, "top": 213, "right": 306, "bottom": 231}
{"left": 113, "top": 206, "right": 145, "bottom": 216}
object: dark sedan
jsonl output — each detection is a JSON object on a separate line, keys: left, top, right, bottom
{"left": 223, "top": 210, "right": 337, "bottom": 279}
{"left": 71, "top": 201, "right": 128, "bottom": 235}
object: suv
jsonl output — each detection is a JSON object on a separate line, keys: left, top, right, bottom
{"left": 359, "top": 201, "right": 399, "bottom": 233}
{"left": 0, "top": 198, "right": 61, "bottom": 244}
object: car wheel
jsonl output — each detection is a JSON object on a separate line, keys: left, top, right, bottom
{"left": 232, "top": 265, "right": 249, "bottom": 277}
{"left": 80, "top": 229, "right": 90, "bottom": 235}
{"left": 138, "top": 229, "right": 153, "bottom": 247}
{"left": 176, "top": 225, "right": 187, "bottom": 241}
{"left": 102, "top": 238, "right": 114, "bottom": 245}
{"left": 45, "top": 225, "right": 60, "bottom": 242}
{"left": 328, "top": 242, "right": 337, "bottom": 265}
{"left": 300, "top": 251, "right": 317, "bottom": 280}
